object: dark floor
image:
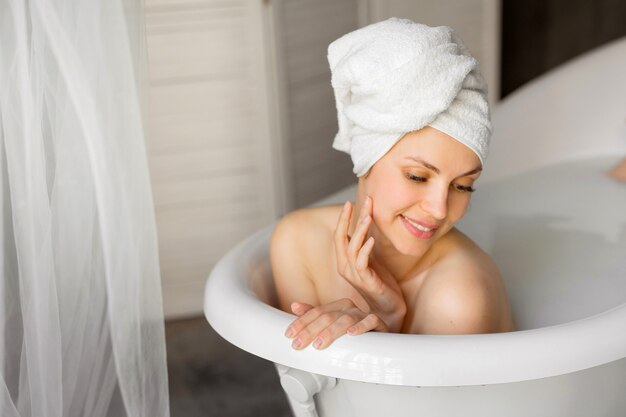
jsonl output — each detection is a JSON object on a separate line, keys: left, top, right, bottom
{"left": 165, "top": 317, "right": 292, "bottom": 417}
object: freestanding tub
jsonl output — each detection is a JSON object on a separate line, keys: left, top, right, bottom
{"left": 205, "top": 37, "right": 626, "bottom": 417}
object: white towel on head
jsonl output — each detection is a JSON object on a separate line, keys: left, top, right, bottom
{"left": 328, "top": 18, "right": 491, "bottom": 177}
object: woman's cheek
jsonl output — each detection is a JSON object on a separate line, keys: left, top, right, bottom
{"left": 449, "top": 194, "right": 472, "bottom": 222}
{"left": 371, "top": 187, "right": 408, "bottom": 226}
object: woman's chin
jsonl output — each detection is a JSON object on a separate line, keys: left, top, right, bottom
{"left": 374, "top": 224, "right": 435, "bottom": 258}
{"left": 392, "top": 240, "right": 431, "bottom": 258}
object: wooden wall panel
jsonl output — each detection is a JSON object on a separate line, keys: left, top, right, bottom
{"left": 144, "top": 0, "right": 277, "bottom": 318}
{"left": 271, "top": 0, "right": 358, "bottom": 209}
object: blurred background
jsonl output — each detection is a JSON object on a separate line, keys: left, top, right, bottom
{"left": 144, "top": 0, "right": 625, "bottom": 415}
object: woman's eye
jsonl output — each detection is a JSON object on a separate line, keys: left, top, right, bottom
{"left": 406, "top": 173, "right": 475, "bottom": 192}
{"left": 406, "top": 173, "right": 426, "bottom": 182}
{"left": 452, "top": 183, "right": 476, "bottom": 193}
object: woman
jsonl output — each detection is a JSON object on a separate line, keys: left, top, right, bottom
{"left": 271, "top": 18, "right": 514, "bottom": 351}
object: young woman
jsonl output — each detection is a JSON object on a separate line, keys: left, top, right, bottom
{"left": 271, "top": 18, "right": 514, "bottom": 351}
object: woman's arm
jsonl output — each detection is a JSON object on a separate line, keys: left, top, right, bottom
{"left": 272, "top": 211, "right": 386, "bottom": 350}
{"left": 270, "top": 211, "right": 319, "bottom": 311}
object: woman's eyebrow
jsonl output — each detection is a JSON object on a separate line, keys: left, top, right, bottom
{"left": 404, "top": 157, "right": 482, "bottom": 176}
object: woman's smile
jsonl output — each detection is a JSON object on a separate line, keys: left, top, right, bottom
{"left": 400, "top": 214, "right": 438, "bottom": 239}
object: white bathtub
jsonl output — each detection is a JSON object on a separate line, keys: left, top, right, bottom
{"left": 205, "top": 37, "right": 626, "bottom": 417}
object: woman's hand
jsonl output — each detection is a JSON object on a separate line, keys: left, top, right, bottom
{"left": 334, "top": 197, "right": 407, "bottom": 332}
{"left": 285, "top": 299, "right": 386, "bottom": 350}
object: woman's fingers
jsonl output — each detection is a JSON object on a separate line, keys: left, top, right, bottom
{"left": 355, "top": 240, "right": 385, "bottom": 295}
{"left": 355, "top": 236, "right": 375, "bottom": 272}
{"left": 347, "top": 214, "right": 371, "bottom": 265}
{"left": 333, "top": 201, "right": 352, "bottom": 272}
{"left": 290, "top": 302, "right": 314, "bottom": 316}
{"left": 345, "top": 196, "right": 373, "bottom": 272}
{"left": 310, "top": 314, "right": 358, "bottom": 350}
{"left": 353, "top": 236, "right": 383, "bottom": 291}
{"left": 347, "top": 313, "right": 387, "bottom": 336}
{"left": 285, "top": 299, "right": 349, "bottom": 338}
{"left": 334, "top": 197, "right": 376, "bottom": 280}
{"left": 289, "top": 312, "right": 337, "bottom": 350}
{"left": 348, "top": 197, "right": 371, "bottom": 245}
{"left": 285, "top": 299, "right": 372, "bottom": 350}
{"left": 285, "top": 304, "right": 322, "bottom": 339}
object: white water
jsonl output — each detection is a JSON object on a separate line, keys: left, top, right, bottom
{"left": 458, "top": 156, "right": 626, "bottom": 330}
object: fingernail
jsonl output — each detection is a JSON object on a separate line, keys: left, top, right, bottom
{"left": 343, "top": 201, "right": 351, "bottom": 212}
{"left": 292, "top": 338, "right": 302, "bottom": 349}
{"left": 285, "top": 327, "right": 295, "bottom": 338}
{"left": 347, "top": 326, "right": 357, "bottom": 335}
{"left": 361, "top": 215, "right": 370, "bottom": 225}
{"left": 313, "top": 338, "right": 323, "bottom": 349}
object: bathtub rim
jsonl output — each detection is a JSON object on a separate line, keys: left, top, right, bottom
{"left": 204, "top": 223, "right": 626, "bottom": 387}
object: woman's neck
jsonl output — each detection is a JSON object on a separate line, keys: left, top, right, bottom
{"left": 370, "top": 233, "right": 435, "bottom": 282}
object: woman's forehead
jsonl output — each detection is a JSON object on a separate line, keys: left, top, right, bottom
{"left": 396, "top": 129, "right": 477, "bottom": 158}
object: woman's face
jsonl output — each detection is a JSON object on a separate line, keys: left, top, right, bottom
{"left": 361, "top": 126, "right": 482, "bottom": 258}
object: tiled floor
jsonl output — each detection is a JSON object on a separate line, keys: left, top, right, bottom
{"left": 166, "top": 317, "right": 292, "bottom": 417}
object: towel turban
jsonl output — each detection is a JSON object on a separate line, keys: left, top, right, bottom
{"left": 328, "top": 18, "right": 492, "bottom": 177}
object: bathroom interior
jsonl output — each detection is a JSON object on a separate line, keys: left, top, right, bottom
{"left": 161, "top": 1, "right": 626, "bottom": 416}
{"left": 1, "top": 0, "right": 625, "bottom": 416}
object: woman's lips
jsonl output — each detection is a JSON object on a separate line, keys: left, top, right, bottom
{"left": 401, "top": 215, "right": 438, "bottom": 239}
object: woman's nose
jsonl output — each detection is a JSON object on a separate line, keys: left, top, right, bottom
{"left": 420, "top": 185, "right": 448, "bottom": 220}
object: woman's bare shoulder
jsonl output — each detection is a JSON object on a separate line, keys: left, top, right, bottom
{"left": 412, "top": 228, "right": 513, "bottom": 334}
{"left": 272, "top": 206, "right": 331, "bottom": 268}
{"left": 272, "top": 204, "right": 343, "bottom": 244}
{"left": 441, "top": 228, "right": 499, "bottom": 275}
{"left": 270, "top": 205, "right": 344, "bottom": 309}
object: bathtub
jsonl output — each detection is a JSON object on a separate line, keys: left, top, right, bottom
{"left": 204, "top": 36, "right": 626, "bottom": 417}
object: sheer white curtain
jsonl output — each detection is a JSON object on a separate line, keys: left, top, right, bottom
{"left": 0, "top": 0, "right": 169, "bottom": 416}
